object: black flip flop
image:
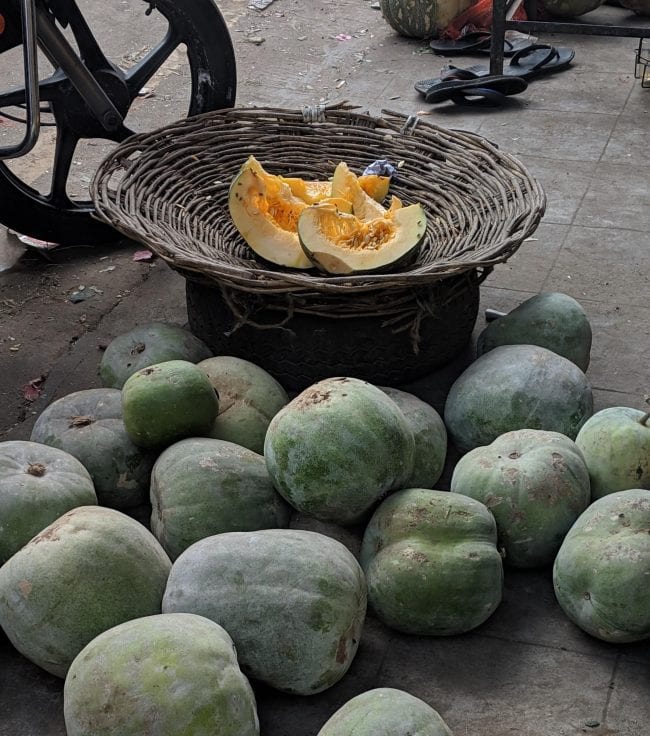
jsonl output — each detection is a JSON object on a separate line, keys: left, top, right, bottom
{"left": 422, "top": 74, "right": 528, "bottom": 105}
{"left": 415, "top": 66, "right": 527, "bottom": 104}
{"left": 427, "top": 45, "right": 575, "bottom": 83}
{"left": 507, "top": 44, "right": 575, "bottom": 79}
{"left": 429, "top": 32, "right": 537, "bottom": 57}
{"left": 414, "top": 65, "right": 492, "bottom": 96}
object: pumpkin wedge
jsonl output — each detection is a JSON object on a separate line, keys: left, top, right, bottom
{"left": 228, "top": 156, "right": 313, "bottom": 269}
{"left": 298, "top": 201, "right": 426, "bottom": 275}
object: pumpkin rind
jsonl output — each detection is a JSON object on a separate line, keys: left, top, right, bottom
{"left": 0, "top": 506, "right": 171, "bottom": 677}
{"left": 451, "top": 429, "right": 591, "bottom": 567}
{"left": 316, "top": 687, "right": 453, "bottom": 736}
{"left": 63, "top": 613, "right": 259, "bottom": 736}
{"left": 150, "top": 438, "right": 291, "bottom": 560}
{"left": 575, "top": 406, "right": 650, "bottom": 499}
{"left": 121, "top": 360, "right": 219, "bottom": 449}
{"left": 553, "top": 489, "right": 650, "bottom": 643}
{"left": 30, "top": 388, "right": 154, "bottom": 509}
{"left": 197, "top": 356, "right": 289, "bottom": 454}
{"left": 360, "top": 489, "right": 503, "bottom": 635}
{"left": 99, "top": 322, "right": 212, "bottom": 389}
{"left": 0, "top": 440, "right": 97, "bottom": 565}
{"left": 444, "top": 344, "right": 593, "bottom": 452}
{"left": 162, "top": 529, "right": 367, "bottom": 695}
{"left": 264, "top": 377, "right": 415, "bottom": 525}
{"left": 476, "top": 292, "right": 592, "bottom": 371}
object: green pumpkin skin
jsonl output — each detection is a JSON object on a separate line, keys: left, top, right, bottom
{"left": 31, "top": 388, "right": 154, "bottom": 509}
{"left": 0, "top": 440, "right": 97, "bottom": 565}
{"left": 100, "top": 322, "right": 212, "bottom": 389}
{"left": 197, "top": 356, "right": 288, "bottom": 455}
{"left": 444, "top": 344, "right": 593, "bottom": 453}
{"left": 477, "top": 292, "right": 592, "bottom": 372}
{"left": 162, "top": 529, "right": 367, "bottom": 695}
{"left": 122, "top": 360, "right": 219, "bottom": 449}
{"left": 0, "top": 506, "right": 171, "bottom": 677}
{"left": 575, "top": 406, "right": 650, "bottom": 500}
{"left": 316, "top": 688, "right": 453, "bottom": 736}
{"left": 451, "top": 429, "right": 591, "bottom": 568}
{"left": 553, "top": 489, "right": 650, "bottom": 643}
{"left": 360, "top": 489, "right": 503, "bottom": 636}
{"left": 264, "top": 377, "right": 415, "bottom": 525}
{"left": 381, "top": 387, "right": 447, "bottom": 489}
{"left": 64, "top": 613, "right": 259, "bottom": 736}
{"left": 150, "top": 438, "right": 291, "bottom": 560}
{"left": 379, "top": 0, "right": 475, "bottom": 39}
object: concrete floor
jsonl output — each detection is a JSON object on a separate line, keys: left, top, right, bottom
{"left": 1, "top": 1, "right": 650, "bottom": 734}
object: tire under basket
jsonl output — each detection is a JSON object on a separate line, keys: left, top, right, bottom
{"left": 186, "top": 271, "right": 481, "bottom": 391}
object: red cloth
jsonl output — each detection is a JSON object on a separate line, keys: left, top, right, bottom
{"left": 440, "top": 1, "right": 528, "bottom": 40}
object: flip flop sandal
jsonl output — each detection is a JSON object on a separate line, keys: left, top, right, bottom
{"left": 429, "top": 31, "right": 493, "bottom": 55}
{"left": 429, "top": 32, "right": 537, "bottom": 57}
{"left": 448, "top": 87, "right": 512, "bottom": 107}
{"left": 423, "top": 75, "right": 528, "bottom": 105}
{"left": 507, "top": 44, "right": 575, "bottom": 79}
{"left": 414, "top": 65, "right": 491, "bottom": 96}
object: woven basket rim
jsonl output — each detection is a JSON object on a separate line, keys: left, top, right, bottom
{"left": 91, "top": 102, "right": 546, "bottom": 295}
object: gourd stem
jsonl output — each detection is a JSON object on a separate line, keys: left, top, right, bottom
{"left": 640, "top": 397, "right": 650, "bottom": 426}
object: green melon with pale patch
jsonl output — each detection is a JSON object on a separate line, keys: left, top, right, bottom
{"left": 0, "top": 440, "right": 97, "bottom": 565}
{"left": 444, "top": 344, "right": 593, "bottom": 453}
{"left": 553, "top": 489, "right": 650, "bottom": 643}
{"left": 451, "top": 429, "right": 591, "bottom": 568}
{"left": 162, "top": 529, "right": 367, "bottom": 695}
{"left": 100, "top": 322, "right": 212, "bottom": 389}
{"left": 264, "top": 377, "right": 415, "bottom": 525}
{"left": 360, "top": 489, "right": 503, "bottom": 635}
{"left": 30, "top": 388, "right": 154, "bottom": 509}
{"left": 150, "top": 438, "right": 291, "bottom": 560}
{"left": 64, "top": 613, "right": 259, "bottom": 736}
{"left": 317, "top": 688, "right": 453, "bottom": 736}
{"left": 197, "top": 356, "right": 288, "bottom": 455}
{"left": 0, "top": 506, "right": 171, "bottom": 677}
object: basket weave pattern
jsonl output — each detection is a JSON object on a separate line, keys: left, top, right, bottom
{"left": 91, "top": 104, "right": 546, "bottom": 311}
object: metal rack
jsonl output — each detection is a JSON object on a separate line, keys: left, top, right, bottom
{"left": 489, "top": 0, "right": 650, "bottom": 75}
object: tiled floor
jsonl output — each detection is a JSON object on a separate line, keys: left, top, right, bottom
{"left": 1, "top": 1, "right": 649, "bottom": 734}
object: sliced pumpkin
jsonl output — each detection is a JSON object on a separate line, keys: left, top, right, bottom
{"left": 358, "top": 174, "right": 391, "bottom": 203}
{"left": 298, "top": 201, "right": 427, "bottom": 275}
{"left": 228, "top": 156, "right": 313, "bottom": 269}
{"left": 331, "top": 162, "right": 387, "bottom": 221}
{"left": 280, "top": 177, "right": 332, "bottom": 204}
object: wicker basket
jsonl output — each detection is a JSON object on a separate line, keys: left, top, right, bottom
{"left": 91, "top": 103, "right": 546, "bottom": 389}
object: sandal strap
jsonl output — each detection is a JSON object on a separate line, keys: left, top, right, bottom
{"left": 510, "top": 44, "right": 559, "bottom": 71}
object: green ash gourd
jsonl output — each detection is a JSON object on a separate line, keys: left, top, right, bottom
{"left": 64, "top": 613, "right": 259, "bottom": 736}
{"left": 121, "top": 360, "right": 219, "bottom": 449}
{"left": 0, "top": 506, "right": 171, "bottom": 677}
{"left": 360, "top": 489, "right": 503, "bottom": 635}
{"left": 0, "top": 440, "right": 97, "bottom": 565}
{"left": 451, "top": 429, "right": 591, "bottom": 568}
{"left": 163, "top": 529, "right": 367, "bottom": 695}
{"left": 264, "top": 377, "right": 415, "bottom": 525}
{"left": 316, "top": 688, "right": 453, "bottom": 736}
{"left": 553, "top": 489, "right": 650, "bottom": 643}
{"left": 575, "top": 404, "right": 650, "bottom": 499}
